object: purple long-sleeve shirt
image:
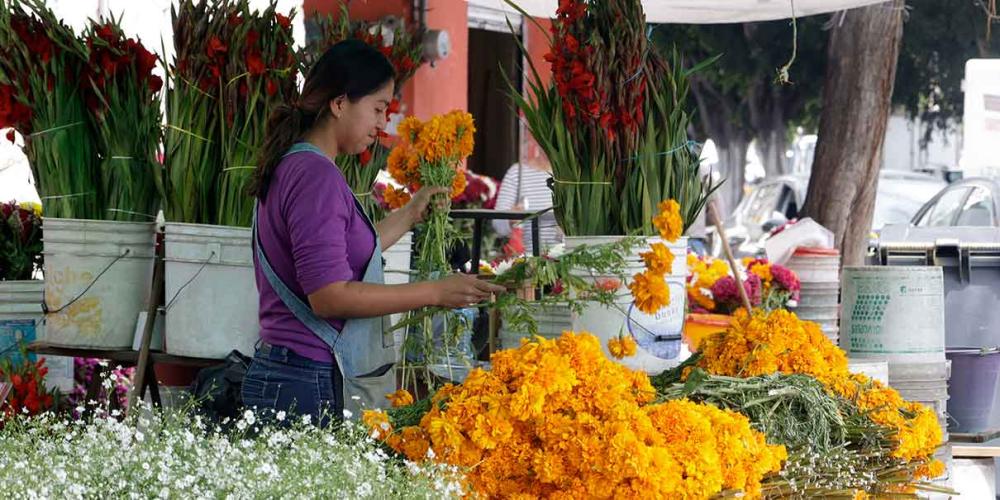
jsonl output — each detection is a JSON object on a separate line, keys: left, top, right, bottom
{"left": 254, "top": 148, "right": 376, "bottom": 362}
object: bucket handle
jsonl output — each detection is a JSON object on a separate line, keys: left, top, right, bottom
{"left": 43, "top": 249, "right": 131, "bottom": 316}
{"left": 164, "top": 251, "right": 216, "bottom": 312}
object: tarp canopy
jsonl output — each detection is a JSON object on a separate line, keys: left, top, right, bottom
{"left": 468, "top": 0, "right": 890, "bottom": 24}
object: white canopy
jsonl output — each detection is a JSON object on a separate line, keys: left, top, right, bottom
{"left": 467, "top": 0, "right": 890, "bottom": 24}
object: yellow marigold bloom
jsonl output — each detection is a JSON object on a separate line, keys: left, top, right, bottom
{"left": 397, "top": 115, "right": 423, "bottom": 144}
{"left": 640, "top": 242, "right": 675, "bottom": 275}
{"left": 607, "top": 335, "right": 637, "bottom": 359}
{"left": 450, "top": 170, "right": 467, "bottom": 199}
{"left": 386, "top": 389, "right": 415, "bottom": 408}
{"left": 387, "top": 143, "right": 421, "bottom": 189}
{"left": 748, "top": 261, "right": 773, "bottom": 286}
{"left": 652, "top": 199, "right": 683, "bottom": 242}
{"left": 383, "top": 185, "right": 411, "bottom": 210}
{"left": 361, "top": 410, "right": 393, "bottom": 439}
{"left": 629, "top": 270, "right": 670, "bottom": 315}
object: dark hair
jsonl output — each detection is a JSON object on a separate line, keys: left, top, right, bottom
{"left": 251, "top": 39, "right": 395, "bottom": 200}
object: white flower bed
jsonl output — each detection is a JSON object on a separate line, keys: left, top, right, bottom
{"left": 0, "top": 407, "right": 463, "bottom": 499}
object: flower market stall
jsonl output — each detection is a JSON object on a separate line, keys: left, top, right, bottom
{"left": 0, "top": 0, "right": 972, "bottom": 497}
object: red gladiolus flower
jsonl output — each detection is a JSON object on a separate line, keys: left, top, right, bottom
{"left": 359, "top": 149, "right": 372, "bottom": 166}
{"left": 276, "top": 13, "right": 291, "bottom": 29}
{"left": 149, "top": 75, "right": 163, "bottom": 93}
{"left": 5, "top": 130, "right": 15, "bottom": 143}
{"left": 206, "top": 36, "right": 227, "bottom": 60}
{"left": 246, "top": 30, "right": 260, "bottom": 48}
{"left": 246, "top": 51, "right": 265, "bottom": 76}
{"left": 266, "top": 79, "right": 277, "bottom": 96}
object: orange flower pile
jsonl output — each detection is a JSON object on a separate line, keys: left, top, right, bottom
{"left": 694, "top": 309, "right": 943, "bottom": 465}
{"left": 365, "top": 332, "right": 785, "bottom": 498}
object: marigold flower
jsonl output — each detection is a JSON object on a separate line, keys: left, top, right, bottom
{"left": 383, "top": 185, "right": 411, "bottom": 210}
{"left": 629, "top": 270, "right": 670, "bottom": 315}
{"left": 386, "top": 389, "right": 414, "bottom": 408}
{"left": 652, "top": 199, "right": 683, "bottom": 242}
{"left": 640, "top": 242, "right": 674, "bottom": 275}
{"left": 608, "top": 335, "right": 637, "bottom": 359}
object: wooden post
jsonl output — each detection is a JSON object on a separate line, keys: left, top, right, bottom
{"left": 707, "top": 203, "right": 753, "bottom": 314}
{"left": 129, "top": 231, "right": 165, "bottom": 411}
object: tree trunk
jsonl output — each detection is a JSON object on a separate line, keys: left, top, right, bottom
{"left": 801, "top": 0, "right": 905, "bottom": 266}
{"left": 714, "top": 140, "right": 748, "bottom": 215}
{"left": 689, "top": 76, "right": 750, "bottom": 217}
{"left": 748, "top": 82, "right": 790, "bottom": 178}
{"left": 757, "top": 127, "right": 789, "bottom": 178}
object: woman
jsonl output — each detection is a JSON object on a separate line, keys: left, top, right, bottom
{"left": 242, "top": 40, "right": 504, "bottom": 424}
{"left": 491, "top": 133, "right": 562, "bottom": 255}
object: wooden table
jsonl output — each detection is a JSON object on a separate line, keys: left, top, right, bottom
{"left": 27, "top": 341, "right": 221, "bottom": 409}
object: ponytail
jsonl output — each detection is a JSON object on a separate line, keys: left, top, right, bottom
{"left": 250, "top": 104, "right": 315, "bottom": 200}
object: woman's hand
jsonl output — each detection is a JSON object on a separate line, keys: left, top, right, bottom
{"left": 432, "top": 273, "right": 507, "bottom": 308}
{"left": 404, "top": 186, "right": 450, "bottom": 226}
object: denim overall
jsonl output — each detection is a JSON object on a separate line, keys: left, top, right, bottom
{"left": 245, "top": 142, "right": 396, "bottom": 420}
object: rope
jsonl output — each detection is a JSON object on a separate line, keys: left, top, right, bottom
{"left": 775, "top": 0, "right": 798, "bottom": 85}
{"left": 623, "top": 141, "right": 702, "bottom": 163}
{"left": 28, "top": 121, "right": 84, "bottom": 138}
{"left": 43, "top": 249, "right": 131, "bottom": 316}
{"left": 164, "top": 251, "right": 217, "bottom": 311}
{"left": 40, "top": 191, "right": 95, "bottom": 201}
{"left": 106, "top": 208, "right": 157, "bottom": 220}
{"left": 165, "top": 124, "right": 213, "bottom": 143}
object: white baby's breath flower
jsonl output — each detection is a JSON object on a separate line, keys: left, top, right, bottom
{"left": 276, "top": 411, "right": 286, "bottom": 422}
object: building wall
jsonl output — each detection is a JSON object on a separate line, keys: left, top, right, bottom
{"left": 304, "top": 0, "right": 468, "bottom": 119}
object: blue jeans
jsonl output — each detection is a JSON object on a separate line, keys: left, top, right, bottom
{"left": 241, "top": 342, "right": 343, "bottom": 426}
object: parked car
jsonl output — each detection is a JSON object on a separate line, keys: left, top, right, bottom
{"left": 713, "top": 170, "right": 947, "bottom": 258}
{"left": 876, "top": 177, "right": 1000, "bottom": 246}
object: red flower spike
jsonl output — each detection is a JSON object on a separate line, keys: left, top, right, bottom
{"left": 359, "top": 149, "right": 372, "bottom": 166}
{"left": 276, "top": 13, "right": 291, "bottom": 30}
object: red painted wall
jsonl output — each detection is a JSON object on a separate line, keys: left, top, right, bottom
{"left": 303, "top": 0, "right": 468, "bottom": 118}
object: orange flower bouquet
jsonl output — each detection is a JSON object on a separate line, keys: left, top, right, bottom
{"left": 387, "top": 110, "right": 474, "bottom": 278}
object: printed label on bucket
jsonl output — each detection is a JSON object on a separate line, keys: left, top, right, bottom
{"left": 843, "top": 274, "right": 944, "bottom": 357}
{"left": 0, "top": 319, "right": 37, "bottom": 365}
{"left": 625, "top": 282, "right": 685, "bottom": 360}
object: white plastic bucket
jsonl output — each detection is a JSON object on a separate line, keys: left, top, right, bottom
{"left": 499, "top": 304, "right": 573, "bottom": 349}
{"left": 0, "top": 280, "right": 74, "bottom": 392}
{"left": 0, "top": 280, "right": 45, "bottom": 358}
{"left": 42, "top": 218, "right": 155, "bottom": 349}
{"left": 841, "top": 266, "right": 946, "bottom": 362}
{"left": 847, "top": 358, "right": 889, "bottom": 385}
{"left": 164, "top": 223, "right": 258, "bottom": 359}
{"left": 565, "top": 236, "right": 689, "bottom": 374}
{"left": 786, "top": 248, "right": 840, "bottom": 283}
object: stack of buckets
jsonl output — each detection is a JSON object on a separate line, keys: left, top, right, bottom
{"left": 786, "top": 247, "right": 841, "bottom": 343}
{"left": 841, "top": 266, "right": 951, "bottom": 492}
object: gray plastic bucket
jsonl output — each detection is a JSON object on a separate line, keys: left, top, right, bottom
{"left": 946, "top": 348, "right": 1000, "bottom": 433}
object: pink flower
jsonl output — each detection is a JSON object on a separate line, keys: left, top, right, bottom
{"left": 710, "top": 274, "right": 763, "bottom": 309}
{"left": 771, "top": 265, "right": 801, "bottom": 298}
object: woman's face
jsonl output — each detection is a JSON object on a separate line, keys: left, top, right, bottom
{"left": 329, "top": 81, "right": 394, "bottom": 155}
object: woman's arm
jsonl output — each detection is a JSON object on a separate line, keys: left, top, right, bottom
{"left": 307, "top": 273, "right": 506, "bottom": 319}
